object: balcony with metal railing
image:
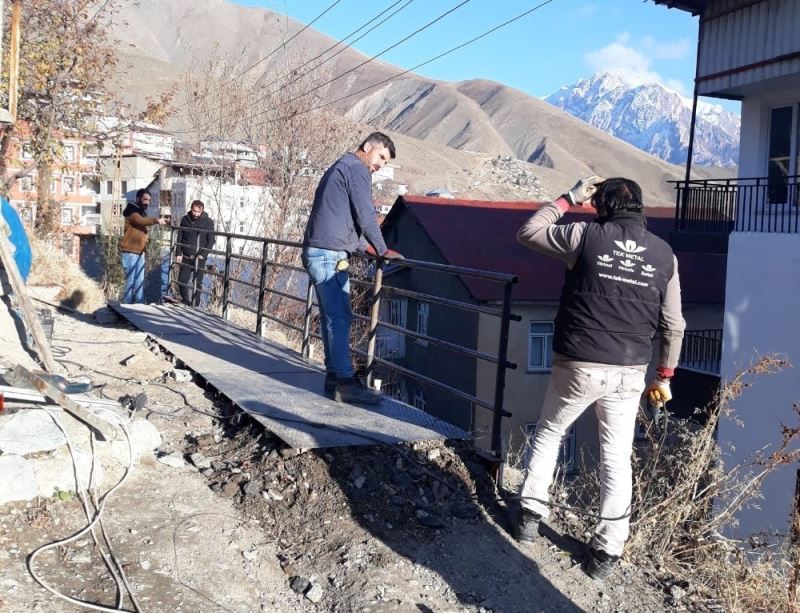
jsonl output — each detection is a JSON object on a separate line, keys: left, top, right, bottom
{"left": 678, "top": 329, "right": 722, "bottom": 376}
{"left": 671, "top": 176, "right": 800, "bottom": 246}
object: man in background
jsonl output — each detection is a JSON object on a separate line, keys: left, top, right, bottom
{"left": 120, "top": 189, "right": 165, "bottom": 304}
{"left": 175, "top": 199, "right": 215, "bottom": 306}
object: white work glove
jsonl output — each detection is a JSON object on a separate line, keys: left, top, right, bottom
{"left": 565, "top": 175, "right": 605, "bottom": 206}
{"left": 645, "top": 377, "right": 672, "bottom": 408}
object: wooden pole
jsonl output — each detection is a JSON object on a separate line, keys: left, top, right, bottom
{"left": 8, "top": 0, "right": 21, "bottom": 121}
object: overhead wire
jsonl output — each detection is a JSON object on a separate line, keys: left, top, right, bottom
{"left": 263, "top": 0, "right": 556, "bottom": 126}
{"left": 168, "top": 0, "right": 473, "bottom": 136}
{"left": 171, "top": 0, "right": 555, "bottom": 137}
{"left": 170, "top": 0, "right": 344, "bottom": 115}
{"left": 169, "top": 0, "right": 418, "bottom": 123}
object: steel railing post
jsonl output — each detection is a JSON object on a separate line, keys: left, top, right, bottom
{"left": 221, "top": 235, "right": 232, "bottom": 319}
{"left": 365, "top": 262, "right": 384, "bottom": 388}
{"left": 491, "top": 280, "right": 514, "bottom": 460}
{"left": 302, "top": 279, "right": 314, "bottom": 358}
{"left": 255, "top": 241, "right": 269, "bottom": 336}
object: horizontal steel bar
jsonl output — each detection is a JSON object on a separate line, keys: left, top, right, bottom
{"left": 228, "top": 277, "right": 260, "bottom": 289}
{"left": 229, "top": 253, "right": 261, "bottom": 264}
{"left": 355, "top": 254, "right": 518, "bottom": 284}
{"left": 352, "top": 313, "right": 516, "bottom": 369}
{"left": 382, "top": 285, "right": 517, "bottom": 319}
{"left": 227, "top": 299, "right": 257, "bottom": 314}
{"left": 264, "top": 260, "right": 306, "bottom": 274}
{"left": 262, "top": 286, "right": 307, "bottom": 304}
{"left": 353, "top": 349, "right": 508, "bottom": 415}
{"left": 261, "top": 312, "right": 304, "bottom": 334}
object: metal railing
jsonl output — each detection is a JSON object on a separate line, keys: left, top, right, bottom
{"left": 672, "top": 175, "right": 800, "bottom": 234}
{"left": 678, "top": 329, "right": 722, "bottom": 375}
{"left": 165, "top": 225, "right": 520, "bottom": 458}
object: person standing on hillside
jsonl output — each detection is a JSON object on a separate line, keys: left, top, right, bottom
{"left": 513, "top": 176, "right": 685, "bottom": 581}
{"left": 175, "top": 200, "right": 215, "bottom": 306}
{"left": 120, "top": 188, "right": 166, "bottom": 304}
{"left": 302, "top": 131, "right": 404, "bottom": 405}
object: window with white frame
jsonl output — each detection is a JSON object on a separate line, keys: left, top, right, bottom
{"left": 239, "top": 196, "right": 246, "bottom": 208}
{"left": 21, "top": 143, "right": 32, "bottom": 160}
{"left": 386, "top": 298, "right": 407, "bottom": 328}
{"left": 413, "top": 387, "right": 426, "bottom": 411}
{"left": 62, "top": 144, "right": 75, "bottom": 162}
{"left": 528, "top": 321, "right": 554, "bottom": 371}
{"left": 19, "top": 176, "right": 33, "bottom": 192}
{"left": 239, "top": 222, "right": 245, "bottom": 233}
{"left": 416, "top": 302, "right": 429, "bottom": 337}
{"left": 61, "top": 206, "right": 73, "bottom": 225}
{"left": 62, "top": 176, "right": 75, "bottom": 194}
{"left": 106, "top": 180, "right": 113, "bottom": 195}
{"left": 767, "top": 104, "right": 800, "bottom": 205}
{"left": 523, "top": 422, "right": 576, "bottom": 473}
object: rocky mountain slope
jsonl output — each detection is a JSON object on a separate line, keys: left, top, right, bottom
{"left": 107, "top": 0, "right": 725, "bottom": 205}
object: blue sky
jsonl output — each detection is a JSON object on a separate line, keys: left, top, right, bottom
{"left": 236, "top": 0, "right": 738, "bottom": 111}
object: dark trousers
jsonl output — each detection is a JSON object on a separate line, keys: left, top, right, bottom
{"left": 177, "top": 258, "right": 205, "bottom": 306}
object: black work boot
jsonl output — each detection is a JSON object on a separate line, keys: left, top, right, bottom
{"left": 334, "top": 377, "right": 382, "bottom": 405}
{"left": 586, "top": 547, "right": 620, "bottom": 581}
{"left": 514, "top": 508, "right": 542, "bottom": 544}
{"left": 324, "top": 372, "right": 336, "bottom": 393}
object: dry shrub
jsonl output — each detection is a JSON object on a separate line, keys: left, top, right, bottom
{"left": 548, "top": 356, "right": 799, "bottom": 612}
{"left": 27, "top": 236, "right": 106, "bottom": 313}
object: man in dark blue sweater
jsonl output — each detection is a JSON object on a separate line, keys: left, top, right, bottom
{"left": 302, "top": 132, "right": 403, "bottom": 405}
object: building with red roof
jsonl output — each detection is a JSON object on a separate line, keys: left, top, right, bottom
{"left": 376, "top": 194, "right": 726, "bottom": 461}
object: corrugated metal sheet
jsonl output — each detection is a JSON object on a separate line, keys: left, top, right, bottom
{"left": 698, "top": 0, "right": 800, "bottom": 95}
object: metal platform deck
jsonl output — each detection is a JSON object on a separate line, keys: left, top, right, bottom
{"left": 111, "top": 303, "right": 468, "bottom": 449}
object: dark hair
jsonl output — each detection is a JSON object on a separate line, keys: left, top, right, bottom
{"left": 593, "top": 178, "right": 643, "bottom": 214}
{"left": 136, "top": 188, "right": 150, "bottom": 201}
{"left": 190, "top": 199, "right": 205, "bottom": 210}
{"left": 359, "top": 132, "right": 396, "bottom": 159}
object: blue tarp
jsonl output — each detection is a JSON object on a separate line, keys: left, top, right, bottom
{"left": 1, "top": 196, "right": 32, "bottom": 281}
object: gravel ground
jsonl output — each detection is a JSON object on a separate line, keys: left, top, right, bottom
{"left": 0, "top": 305, "right": 676, "bottom": 612}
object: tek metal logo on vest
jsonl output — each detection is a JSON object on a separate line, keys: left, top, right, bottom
{"left": 554, "top": 213, "right": 674, "bottom": 366}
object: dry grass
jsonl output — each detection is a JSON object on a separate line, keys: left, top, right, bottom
{"left": 543, "top": 356, "right": 799, "bottom": 612}
{"left": 27, "top": 236, "right": 106, "bottom": 313}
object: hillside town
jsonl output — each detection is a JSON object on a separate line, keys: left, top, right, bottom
{"left": 0, "top": 1, "right": 798, "bottom": 612}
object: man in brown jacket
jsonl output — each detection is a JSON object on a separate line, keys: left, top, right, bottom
{"left": 120, "top": 188, "right": 166, "bottom": 303}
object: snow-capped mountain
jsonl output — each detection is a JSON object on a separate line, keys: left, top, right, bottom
{"left": 545, "top": 71, "right": 740, "bottom": 168}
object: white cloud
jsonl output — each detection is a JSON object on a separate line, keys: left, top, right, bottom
{"left": 584, "top": 33, "right": 689, "bottom": 93}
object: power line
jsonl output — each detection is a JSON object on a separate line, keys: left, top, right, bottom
{"left": 170, "top": 0, "right": 417, "bottom": 123}
{"left": 171, "top": 0, "right": 472, "bottom": 136}
{"left": 205, "top": 0, "right": 556, "bottom": 136}
{"left": 171, "top": 0, "right": 343, "bottom": 115}
{"left": 263, "top": 0, "right": 417, "bottom": 92}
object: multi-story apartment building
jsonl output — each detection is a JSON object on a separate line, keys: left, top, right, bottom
{"left": 655, "top": 0, "right": 800, "bottom": 536}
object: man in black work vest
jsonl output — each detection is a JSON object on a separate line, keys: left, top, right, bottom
{"left": 513, "top": 177, "right": 685, "bottom": 581}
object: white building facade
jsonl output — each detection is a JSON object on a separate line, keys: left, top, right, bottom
{"left": 656, "top": 0, "right": 800, "bottom": 536}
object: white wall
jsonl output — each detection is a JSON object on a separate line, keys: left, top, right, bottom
{"left": 720, "top": 232, "right": 800, "bottom": 536}
{"left": 738, "top": 84, "right": 800, "bottom": 179}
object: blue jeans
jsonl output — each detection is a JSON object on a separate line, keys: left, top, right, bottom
{"left": 160, "top": 250, "right": 171, "bottom": 299}
{"left": 302, "top": 247, "right": 353, "bottom": 379}
{"left": 121, "top": 251, "right": 145, "bottom": 304}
